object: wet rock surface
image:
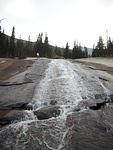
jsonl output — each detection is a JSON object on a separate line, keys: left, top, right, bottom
{"left": 0, "top": 102, "right": 34, "bottom": 126}
{"left": 0, "top": 102, "right": 29, "bottom": 110}
{"left": 0, "top": 110, "right": 26, "bottom": 126}
{"left": 50, "top": 100, "right": 57, "bottom": 105}
{"left": 64, "top": 105, "right": 113, "bottom": 150}
{"left": 34, "top": 106, "right": 61, "bottom": 120}
{"left": 74, "top": 94, "right": 113, "bottom": 113}
{"left": 0, "top": 59, "right": 113, "bottom": 150}
{"left": 0, "top": 58, "right": 50, "bottom": 107}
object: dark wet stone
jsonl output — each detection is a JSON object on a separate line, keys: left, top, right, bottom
{"left": 34, "top": 106, "right": 60, "bottom": 120}
{"left": 89, "top": 101, "right": 106, "bottom": 110}
{"left": 74, "top": 107, "right": 81, "bottom": 112}
{"left": 50, "top": 100, "right": 57, "bottom": 105}
{"left": 43, "top": 102, "right": 48, "bottom": 106}
{"left": 0, "top": 110, "right": 25, "bottom": 126}
{"left": 95, "top": 94, "right": 104, "bottom": 99}
{"left": 89, "top": 95, "right": 113, "bottom": 110}
{"left": 3, "top": 102, "right": 29, "bottom": 110}
{"left": 82, "top": 96, "right": 87, "bottom": 100}
{"left": 110, "top": 94, "right": 113, "bottom": 101}
{"left": 0, "top": 102, "right": 33, "bottom": 111}
{"left": 25, "top": 104, "right": 33, "bottom": 110}
{"left": 94, "top": 93, "right": 108, "bottom": 100}
{"left": 99, "top": 77, "right": 109, "bottom": 82}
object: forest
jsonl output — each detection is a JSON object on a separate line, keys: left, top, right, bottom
{"left": 0, "top": 25, "right": 113, "bottom": 59}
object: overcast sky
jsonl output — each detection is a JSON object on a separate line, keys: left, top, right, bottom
{"left": 0, "top": 0, "right": 113, "bottom": 48}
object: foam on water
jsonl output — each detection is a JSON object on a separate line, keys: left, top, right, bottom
{"left": 32, "top": 59, "right": 84, "bottom": 118}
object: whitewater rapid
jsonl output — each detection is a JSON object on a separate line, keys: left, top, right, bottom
{"left": 32, "top": 59, "right": 84, "bottom": 118}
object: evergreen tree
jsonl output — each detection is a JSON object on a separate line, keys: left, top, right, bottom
{"left": 107, "top": 37, "right": 113, "bottom": 56}
{"left": 0, "top": 25, "right": 1, "bottom": 33}
{"left": 43, "top": 33, "right": 49, "bottom": 57}
{"left": 0, "top": 27, "right": 8, "bottom": 57}
{"left": 25, "top": 35, "right": 33, "bottom": 56}
{"left": 16, "top": 37, "right": 21, "bottom": 57}
{"left": 72, "top": 41, "right": 77, "bottom": 59}
{"left": 10, "top": 26, "right": 15, "bottom": 57}
{"left": 84, "top": 47, "right": 88, "bottom": 58}
{"left": 16, "top": 37, "right": 26, "bottom": 58}
{"left": 34, "top": 33, "right": 43, "bottom": 57}
{"left": 78, "top": 44, "right": 83, "bottom": 58}
{"left": 43, "top": 33, "right": 52, "bottom": 58}
{"left": 92, "top": 36, "right": 105, "bottom": 57}
{"left": 5, "top": 37, "right": 9, "bottom": 57}
{"left": 54, "top": 46, "right": 62, "bottom": 57}
{"left": 72, "top": 42, "right": 84, "bottom": 59}
{"left": 64, "top": 42, "right": 69, "bottom": 59}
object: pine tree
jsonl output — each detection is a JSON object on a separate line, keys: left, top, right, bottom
{"left": 6, "top": 37, "right": 9, "bottom": 57}
{"left": 15, "top": 36, "right": 26, "bottom": 58}
{"left": 10, "top": 26, "right": 15, "bottom": 57}
{"left": 84, "top": 47, "right": 88, "bottom": 58}
{"left": 107, "top": 37, "right": 113, "bottom": 56}
{"left": 64, "top": 42, "right": 69, "bottom": 59}
{"left": 43, "top": 33, "right": 52, "bottom": 58}
{"left": 43, "top": 33, "right": 49, "bottom": 57}
{"left": 0, "top": 28, "right": 8, "bottom": 57}
{"left": 0, "top": 25, "right": 1, "bottom": 33}
{"left": 25, "top": 35, "right": 32, "bottom": 56}
{"left": 54, "top": 46, "right": 62, "bottom": 57}
{"left": 72, "top": 42, "right": 84, "bottom": 59}
{"left": 38, "top": 33, "right": 43, "bottom": 57}
{"left": 72, "top": 41, "right": 77, "bottom": 59}
{"left": 92, "top": 36, "right": 105, "bottom": 57}
{"left": 78, "top": 44, "right": 83, "bottom": 58}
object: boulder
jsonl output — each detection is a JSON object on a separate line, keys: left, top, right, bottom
{"left": 34, "top": 106, "right": 60, "bottom": 120}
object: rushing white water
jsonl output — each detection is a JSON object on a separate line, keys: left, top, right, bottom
{"left": 32, "top": 59, "right": 84, "bottom": 118}
{"left": 25, "top": 59, "right": 87, "bottom": 150}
